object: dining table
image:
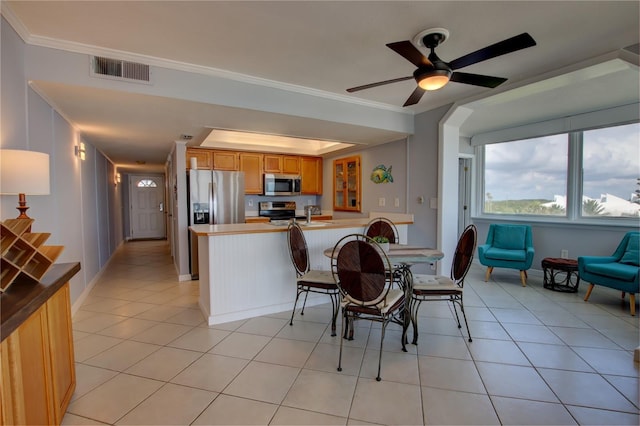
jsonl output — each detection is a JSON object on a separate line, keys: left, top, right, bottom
{"left": 324, "top": 243, "right": 444, "bottom": 344}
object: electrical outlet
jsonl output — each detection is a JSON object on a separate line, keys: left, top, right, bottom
{"left": 379, "top": 197, "right": 385, "bottom": 207}
{"left": 308, "top": 199, "right": 313, "bottom": 205}
{"left": 394, "top": 198, "right": 400, "bottom": 207}
{"left": 561, "top": 249, "right": 569, "bottom": 259}
{"left": 248, "top": 199, "right": 253, "bottom": 207}
{"left": 430, "top": 263, "right": 436, "bottom": 270}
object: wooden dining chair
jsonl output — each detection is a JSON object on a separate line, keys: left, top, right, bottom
{"left": 364, "top": 217, "right": 399, "bottom": 244}
{"left": 287, "top": 222, "right": 340, "bottom": 336}
{"left": 410, "top": 224, "right": 477, "bottom": 343}
{"left": 331, "top": 234, "right": 407, "bottom": 381}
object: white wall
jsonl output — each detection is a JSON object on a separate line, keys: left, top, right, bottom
{"left": 1, "top": 17, "right": 124, "bottom": 309}
{"left": 408, "top": 105, "right": 451, "bottom": 274}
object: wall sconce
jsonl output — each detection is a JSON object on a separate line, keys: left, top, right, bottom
{"left": 115, "top": 173, "right": 121, "bottom": 186}
{"left": 75, "top": 142, "right": 86, "bottom": 160}
{"left": 0, "top": 149, "right": 51, "bottom": 221}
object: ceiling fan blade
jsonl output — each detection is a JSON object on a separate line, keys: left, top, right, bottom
{"left": 346, "top": 76, "right": 414, "bottom": 93}
{"left": 403, "top": 86, "right": 425, "bottom": 107}
{"left": 386, "top": 41, "right": 432, "bottom": 67}
{"left": 450, "top": 72, "right": 507, "bottom": 88}
{"left": 448, "top": 33, "right": 536, "bottom": 70}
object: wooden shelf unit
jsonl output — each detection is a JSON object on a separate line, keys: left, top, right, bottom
{"left": 0, "top": 219, "right": 64, "bottom": 292}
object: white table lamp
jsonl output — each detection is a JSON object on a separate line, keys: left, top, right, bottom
{"left": 0, "top": 149, "right": 51, "bottom": 219}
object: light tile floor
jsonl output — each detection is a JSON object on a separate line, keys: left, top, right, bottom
{"left": 63, "top": 240, "right": 639, "bottom": 425}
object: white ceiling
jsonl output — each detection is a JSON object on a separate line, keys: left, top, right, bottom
{"left": 3, "top": 1, "right": 639, "bottom": 172}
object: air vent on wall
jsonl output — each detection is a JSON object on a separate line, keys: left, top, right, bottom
{"left": 91, "top": 56, "right": 151, "bottom": 84}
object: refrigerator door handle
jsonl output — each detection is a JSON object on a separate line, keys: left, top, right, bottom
{"left": 210, "top": 181, "right": 217, "bottom": 225}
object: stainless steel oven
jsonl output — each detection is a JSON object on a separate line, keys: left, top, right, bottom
{"left": 258, "top": 201, "right": 306, "bottom": 221}
{"left": 263, "top": 174, "right": 301, "bottom": 196}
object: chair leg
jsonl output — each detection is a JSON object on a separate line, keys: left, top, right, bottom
{"left": 485, "top": 267, "right": 493, "bottom": 282}
{"left": 621, "top": 291, "right": 626, "bottom": 299}
{"left": 519, "top": 270, "right": 527, "bottom": 287}
{"left": 410, "top": 298, "right": 421, "bottom": 345}
{"left": 337, "top": 310, "right": 346, "bottom": 372}
{"left": 451, "top": 297, "right": 462, "bottom": 329}
{"left": 289, "top": 289, "right": 302, "bottom": 326}
{"left": 584, "top": 283, "right": 594, "bottom": 301}
{"left": 630, "top": 294, "right": 636, "bottom": 316}
{"left": 300, "top": 291, "right": 310, "bottom": 315}
{"left": 456, "top": 296, "right": 472, "bottom": 342}
{"left": 329, "top": 293, "right": 339, "bottom": 337}
{"left": 376, "top": 320, "right": 387, "bottom": 381}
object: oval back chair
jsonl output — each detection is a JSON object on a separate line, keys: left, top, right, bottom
{"left": 331, "top": 234, "right": 406, "bottom": 381}
{"left": 364, "top": 217, "right": 399, "bottom": 244}
{"left": 287, "top": 222, "right": 340, "bottom": 336}
{"left": 411, "top": 224, "right": 477, "bottom": 343}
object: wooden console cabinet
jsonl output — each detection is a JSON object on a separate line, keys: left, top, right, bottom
{"left": 1, "top": 262, "right": 80, "bottom": 425}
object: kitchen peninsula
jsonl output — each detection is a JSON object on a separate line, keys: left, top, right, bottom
{"left": 190, "top": 215, "right": 413, "bottom": 325}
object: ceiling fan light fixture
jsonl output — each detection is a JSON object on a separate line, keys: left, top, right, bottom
{"left": 418, "top": 73, "right": 450, "bottom": 90}
{"left": 416, "top": 68, "right": 452, "bottom": 91}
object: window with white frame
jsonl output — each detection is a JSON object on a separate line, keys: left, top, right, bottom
{"left": 582, "top": 122, "right": 640, "bottom": 218}
{"left": 484, "top": 134, "right": 567, "bottom": 216}
{"left": 481, "top": 122, "right": 639, "bottom": 220}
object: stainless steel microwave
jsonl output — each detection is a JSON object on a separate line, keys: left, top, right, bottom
{"left": 264, "top": 174, "right": 301, "bottom": 196}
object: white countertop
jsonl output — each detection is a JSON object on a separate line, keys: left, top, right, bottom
{"left": 190, "top": 215, "right": 414, "bottom": 236}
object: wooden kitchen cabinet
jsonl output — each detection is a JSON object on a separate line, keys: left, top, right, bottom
{"left": 239, "top": 152, "right": 264, "bottom": 194}
{"left": 186, "top": 148, "right": 238, "bottom": 170}
{"left": 264, "top": 155, "right": 300, "bottom": 175}
{"left": 333, "top": 155, "right": 361, "bottom": 211}
{"left": 282, "top": 156, "right": 301, "bottom": 174}
{"left": 301, "top": 156, "right": 323, "bottom": 195}
{"left": 1, "top": 263, "right": 79, "bottom": 426}
{"left": 186, "top": 148, "right": 212, "bottom": 170}
{"left": 263, "top": 154, "right": 283, "bottom": 173}
{"left": 212, "top": 151, "right": 239, "bottom": 171}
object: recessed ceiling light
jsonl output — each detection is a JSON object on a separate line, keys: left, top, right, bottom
{"left": 201, "top": 129, "right": 355, "bottom": 156}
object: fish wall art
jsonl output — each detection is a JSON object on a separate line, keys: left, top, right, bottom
{"left": 370, "top": 164, "right": 393, "bottom": 184}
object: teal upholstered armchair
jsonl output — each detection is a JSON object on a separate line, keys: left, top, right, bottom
{"left": 579, "top": 231, "right": 640, "bottom": 316}
{"left": 477, "top": 224, "right": 534, "bottom": 286}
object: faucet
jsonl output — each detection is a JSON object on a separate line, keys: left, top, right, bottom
{"left": 306, "top": 208, "right": 312, "bottom": 224}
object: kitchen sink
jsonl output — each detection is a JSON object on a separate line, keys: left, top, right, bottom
{"left": 299, "top": 221, "right": 331, "bottom": 227}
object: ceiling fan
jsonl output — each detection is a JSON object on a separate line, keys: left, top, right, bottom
{"left": 347, "top": 29, "right": 536, "bottom": 107}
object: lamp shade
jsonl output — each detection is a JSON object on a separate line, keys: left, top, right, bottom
{"left": 0, "top": 149, "right": 50, "bottom": 195}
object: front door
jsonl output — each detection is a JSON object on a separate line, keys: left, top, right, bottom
{"left": 130, "top": 175, "right": 166, "bottom": 239}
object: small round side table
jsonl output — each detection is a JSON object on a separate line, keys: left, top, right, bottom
{"left": 542, "top": 257, "right": 580, "bottom": 293}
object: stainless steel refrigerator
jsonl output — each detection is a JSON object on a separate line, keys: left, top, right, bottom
{"left": 188, "top": 169, "right": 245, "bottom": 279}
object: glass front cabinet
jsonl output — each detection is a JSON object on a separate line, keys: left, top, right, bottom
{"left": 333, "top": 155, "right": 361, "bottom": 212}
